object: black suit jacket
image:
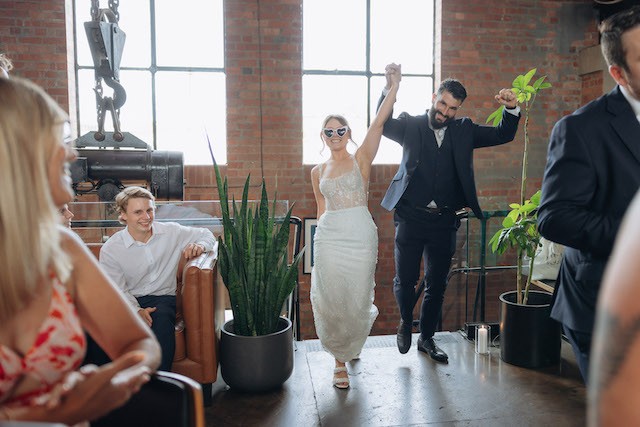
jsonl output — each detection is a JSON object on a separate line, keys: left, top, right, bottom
{"left": 378, "top": 94, "right": 521, "bottom": 218}
{"left": 538, "top": 86, "right": 640, "bottom": 334}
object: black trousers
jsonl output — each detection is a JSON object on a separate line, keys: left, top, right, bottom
{"left": 393, "top": 209, "right": 458, "bottom": 339}
{"left": 84, "top": 295, "right": 176, "bottom": 372}
{"left": 563, "top": 325, "right": 591, "bottom": 384}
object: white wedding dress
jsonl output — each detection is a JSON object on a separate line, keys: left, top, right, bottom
{"left": 311, "top": 156, "right": 378, "bottom": 362}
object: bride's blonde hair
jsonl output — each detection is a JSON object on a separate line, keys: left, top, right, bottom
{"left": 0, "top": 77, "right": 72, "bottom": 322}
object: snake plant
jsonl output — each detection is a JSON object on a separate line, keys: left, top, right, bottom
{"left": 214, "top": 161, "right": 303, "bottom": 336}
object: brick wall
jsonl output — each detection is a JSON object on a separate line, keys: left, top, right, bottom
{"left": 1, "top": 0, "right": 600, "bottom": 339}
{"left": 582, "top": 70, "right": 605, "bottom": 104}
{"left": 0, "top": 0, "right": 70, "bottom": 109}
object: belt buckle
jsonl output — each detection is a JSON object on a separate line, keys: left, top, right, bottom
{"left": 417, "top": 205, "right": 441, "bottom": 215}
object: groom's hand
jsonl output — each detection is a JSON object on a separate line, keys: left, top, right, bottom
{"left": 384, "top": 63, "right": 401, "bottom": 90}
{"left": 495, "top": 88, "right": 518, "bottom": 109}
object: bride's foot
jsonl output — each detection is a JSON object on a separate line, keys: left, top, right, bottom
{"left": 333, "top": 366, "right": 349, "bottom": 389}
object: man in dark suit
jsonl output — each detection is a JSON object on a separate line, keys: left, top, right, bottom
{"left": 538, "top": 5, "right": 640, "bottom": 383}
{"left": 379, "top": 66, "right": 520, "bottom": 362}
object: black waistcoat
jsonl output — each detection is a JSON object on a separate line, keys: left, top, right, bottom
{"left": 400, "top": 128, "right": 464, "bottom": 209}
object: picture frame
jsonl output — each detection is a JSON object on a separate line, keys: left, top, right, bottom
{"left": 303, "top": 218, "right": 318, "bottom": 274}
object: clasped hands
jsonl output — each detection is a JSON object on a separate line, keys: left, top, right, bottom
{"left": 384, "top": 63, "right": 402, "bottom": 89}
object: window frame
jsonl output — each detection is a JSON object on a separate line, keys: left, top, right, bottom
{"left": 302, "top": 0, "right": 436, "bottom": 165}
{"left": 70, "top": 0, "right": 226, "bottom": 163}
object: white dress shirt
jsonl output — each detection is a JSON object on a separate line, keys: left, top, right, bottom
{"left": 99, "top": 221, "right": 216, "bottom": 309}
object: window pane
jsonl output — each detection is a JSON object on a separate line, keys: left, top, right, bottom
{"left": 155, "top": 72, "right": 227, "bottom": 165}
{"left": 76, "top": 70, "right": 153, "bottom": 146}
{"left": 370, "top": 0, "right": 434, "bottom": 75}
{"left": 117, "top": 1, "right": 151, "bottom": 68}
{"left": 74, "top": 3, "right": 94, "bottom": 67}
{"left": 370, "top": 75, "right": 433, "bottom": 118}
{"left": 75, "top": 0, "right": 150, "bottom": 68}
{"left": 369, "top": 76, "right": 433, "bottom": 164}
{"left": 118, "top": 70, "right": 153, "bottom": 143}
{"left": 155, "top": 0, "right": 224, "bottom": 68}
{"left": 77, "top": 69, "right": 100, "bottom": 136}
{"left": 303, "top": 75, "right": 367, "bottom": 165}
{"left": 303, "top": 0, "right": 366, "bottom": 71}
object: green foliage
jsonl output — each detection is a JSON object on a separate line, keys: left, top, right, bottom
{"left": 486, "top": 68, "right": 551, "bottom": 127}
{"left": 486, "top": 68, "right": 551, "bottom": 305}
{"left": 214, "top": 160, "right": 304, "bottom": 336}
{"left": 490, "top": 190, "right": 541, "bottom": 257}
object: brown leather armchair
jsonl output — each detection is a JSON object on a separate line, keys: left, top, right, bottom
{"left": 86, "top": 242, "right": 220, "bottom": 388}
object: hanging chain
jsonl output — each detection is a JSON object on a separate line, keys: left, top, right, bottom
{"left": 90, "top": 0, "right": 119, "bottom": 22}
{"left": 108, "top": 0, "right": 120, "bottom": 22}
{"left": 90, "top": 0, "right": 99, "bottom": 21}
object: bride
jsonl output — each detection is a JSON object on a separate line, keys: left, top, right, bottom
{"left": 310, "top": 63, "right": 401, "bottom": 389}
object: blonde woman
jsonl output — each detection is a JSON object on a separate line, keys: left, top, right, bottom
{"left": 310, "top": 64, "right": 401, "bottom": 389}
{"left": 0, "top": 77, "right": 160, "bottom": 425}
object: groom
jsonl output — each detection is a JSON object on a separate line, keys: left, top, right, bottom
{"left": 379, "top": 64, "right": 520, "bottom": 362}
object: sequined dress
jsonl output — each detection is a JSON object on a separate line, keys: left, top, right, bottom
{"left": 311, "top": 156, "right": 378, "bottom": 362}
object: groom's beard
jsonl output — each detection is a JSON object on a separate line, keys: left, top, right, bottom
{"left": 429, "top": 108, "right": 454, "bottom": 129}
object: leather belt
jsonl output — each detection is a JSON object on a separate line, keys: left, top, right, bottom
{"left": 414, "top": 205, "right": 450, "bottom": 215}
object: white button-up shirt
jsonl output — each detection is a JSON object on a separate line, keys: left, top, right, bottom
{"left": 99, "top": 221, "right": 216, "bottom": 309}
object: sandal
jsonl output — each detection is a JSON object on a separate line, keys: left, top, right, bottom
{"left": 333, "top": 366, "right": 349, "bottom": 389}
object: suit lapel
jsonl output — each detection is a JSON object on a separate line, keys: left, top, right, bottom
{"left": 608, "top": 87, "right": 640, "bottom": 164}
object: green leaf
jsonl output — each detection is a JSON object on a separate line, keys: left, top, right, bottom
{"left": 522, "top": 68, "right": 537, "bottom": 87}
{"left": 502, "top": 215, "right": 515, "bottom": 228}
{"left": 532, "top": 76, "right": 546, "bottom": 90}
{"left": 214, "top": 164, "right": 301, "bottom": 336}
{"left": 486, "top": 105, "right": 505, "bottom": 127}
{"left": 521, "top": 202, "right": 537, "bottom": 214}
{"left": 530, "top": 190, "right": 542, "bottom": 205}
{"left": 539, "top": 82, "right": 552, "bottom": 90}
{"left": 512, "top": 74, "right": 524, "bottom": 90}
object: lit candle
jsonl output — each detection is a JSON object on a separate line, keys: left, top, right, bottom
{"left": 477, "top": 327, "right": 488, "bottom": 354}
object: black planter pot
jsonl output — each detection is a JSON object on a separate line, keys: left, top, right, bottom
{"left": 220, "top": 316, "right": 293, "bottom": 392}
{"left": 499, "top": 290, "right": 561, "bottom": 369}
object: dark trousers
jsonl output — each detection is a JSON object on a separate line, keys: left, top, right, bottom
{"left": 563, "top": 325, "right": 591, "bottom": 384}
{"left": 84, "top": 295, "right": 176, "bottom": 372}
{"left": 137, "top": 295, "right": 176, "bottom": 371}
{"left": 393, "top": 210, "right": 457, "bottom": 339}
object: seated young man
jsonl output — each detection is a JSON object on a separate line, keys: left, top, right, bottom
{"left": 96, "top": 186, "right": 215, "bottom": 371}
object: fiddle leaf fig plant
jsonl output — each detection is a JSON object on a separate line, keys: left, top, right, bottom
{"left": 489, "top": 190, "right": 541, "bottom": 305}
{"left": 487, "top": 68, "right": 551, "bottom": 305}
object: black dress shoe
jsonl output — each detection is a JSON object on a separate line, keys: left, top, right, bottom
{"left": 417, "top": 336, "right": 449, "bottom": 363}
{"left": 396, "top": 321, "right": 412, "bottom": 354}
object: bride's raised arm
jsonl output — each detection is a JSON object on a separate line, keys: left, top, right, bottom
{"left": 356, "top": 63, "right": 401, "bottom": 167}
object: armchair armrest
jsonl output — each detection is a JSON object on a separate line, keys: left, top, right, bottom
{"left": 173, "top": 241, "right": 219, "bottom": 383}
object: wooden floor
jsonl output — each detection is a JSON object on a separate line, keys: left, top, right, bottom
{"left": 205, "top": 331, "right": 586, "bottom": 426}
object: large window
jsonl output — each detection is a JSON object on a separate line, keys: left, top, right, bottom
{"left": 72, "top": 0, "right": 226, "bottom": 165}
{"left": 303, "top": 0, "right": 435, "bottom": 165}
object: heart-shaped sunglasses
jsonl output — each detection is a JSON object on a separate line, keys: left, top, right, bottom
{"left": 322, "top": 126, "right": 349, "bottom": 138}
